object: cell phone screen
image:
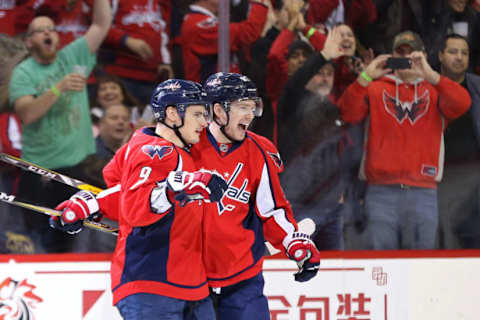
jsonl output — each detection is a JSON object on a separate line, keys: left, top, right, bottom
{"left": 385, "top": 57, "right": 411, "bottom": 70}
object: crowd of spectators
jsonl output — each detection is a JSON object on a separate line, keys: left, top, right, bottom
{"left": 1, "top": 0, "right": 480, "bottom": 253}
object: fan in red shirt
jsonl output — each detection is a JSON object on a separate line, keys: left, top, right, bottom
{"left": 179, "top": 0, "right": 269, "bottom": 84}
{"left": 337, "top": 31, "right": 471, "bottom": 250}
{"left": 102, "top": 0, "right": 173, "bottom": 105}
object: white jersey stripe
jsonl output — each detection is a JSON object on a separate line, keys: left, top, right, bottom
{"left": 97, "top": 184, "right": 121, "bottom": 199}
{"left": 256, "top": 163, "right": 295, "bottom": 246}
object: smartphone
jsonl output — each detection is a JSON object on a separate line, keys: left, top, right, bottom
{"left": 385, "top": 57, "right": 412, "bottom": 70}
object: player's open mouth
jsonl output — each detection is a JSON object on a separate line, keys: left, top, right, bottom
{"left": 44, "top": 38, "right": 52, "bottom": 45}
{"left": 238, "top": 124, "right": 248, "bottom": 130}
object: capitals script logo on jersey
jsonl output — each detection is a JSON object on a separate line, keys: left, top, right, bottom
{"left": 217, "top": 163, "right": 251, "bottom": 215}
{"left": 0, "top": 277, "right": 43, "bottom": 319}
{"left": 383, "top": 89, "right": 430, "bottom": 124}
{"left": 142, "top": 145, "right": 173, "bottom": 160}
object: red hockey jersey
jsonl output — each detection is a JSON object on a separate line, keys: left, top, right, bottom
{"left": 0, "top": 0, "right": 18, "bottom": 36}
{"left": 99, "top": 127, "right": 209, "bottom": 304}
{"left": 190, "top": 129, "right": 298, "bottom": 287}
{"left": 53, "top": 0, "right": 91, "bottom": 49}
{"left": 0, "top": 0, "right": 33, "bottom": 36}
{"left": 179, "top": 2, "right": 267, "bottom": 83}
{"left": 103, "top": 0, "right": 171, "bottom": 82}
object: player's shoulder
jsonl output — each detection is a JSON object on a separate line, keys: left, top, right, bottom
{"left": 126, "top": 127, "right": 179, "bottom": 165}
{"left": 246, "top": 131, "right": 283, "bottom": 170}
{"left": 246, "top": 131, "right": 278, "bottom": 152}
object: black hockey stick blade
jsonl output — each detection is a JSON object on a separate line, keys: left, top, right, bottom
{"left": 0, "top": 152, "right": 103, "bottom": 195}
{"left": 0, "top": 191, "right": 118, "bottom": 236}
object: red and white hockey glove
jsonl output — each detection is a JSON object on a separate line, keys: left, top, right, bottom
{"left": 49, "top": 191, "right": 100, "bottom": 234}
{"left": 286, "top": 232, "right": 321, "bottom": 282}
{"left": 166, "top": 170, "right": 228, "bottom": 206}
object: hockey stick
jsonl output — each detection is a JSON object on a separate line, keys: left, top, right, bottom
{"left": 0, "top": 191, "right": 118, "bottom": 235}
{"left": 0, "top": 152, "right": 103, "bottom": 195}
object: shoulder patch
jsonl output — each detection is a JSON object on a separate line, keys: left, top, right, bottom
{"left": 142, "top": 145, "right": 173, "bottom": 160}
{"left": 267, "top": 151, "right": 283, "bottom": 169}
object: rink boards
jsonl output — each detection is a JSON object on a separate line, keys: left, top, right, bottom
{"left": 0, "top": 250, "right": 479, "bottom": 320}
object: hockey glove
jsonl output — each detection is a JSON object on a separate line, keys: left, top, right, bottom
{"left": 286, "top": 232, "right": 321, "bottom": 282}
{"left": 49, "top": 191, "right": 100, "bottom": 235}
{"left": 166, "top": 170, "right": 228, "bottom": 206}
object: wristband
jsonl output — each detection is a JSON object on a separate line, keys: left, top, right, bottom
{"left": 360, "top": 71, "right": 372, "bottom": 83}
{"left": 50, "top": 85, "right": 61, "bottom": 97}
{"left": 306, "top": 27, "right": 315, "bottom": 40}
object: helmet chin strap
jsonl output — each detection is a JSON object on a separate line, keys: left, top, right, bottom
{"left": 162, "top": 119, "right": 191, "bottom": 150}
{"left": 173, "top": 126, "right": 192, "bottom": 151}
{"left": 214, "top": 111, "right": 243, "bottom": 143}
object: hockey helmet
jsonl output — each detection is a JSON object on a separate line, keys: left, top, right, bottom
{"left": 150, "top": 79, "right": 210, "bottom": 122}
{"left": 204, "top": 72, "right": 263, "bottom": 117}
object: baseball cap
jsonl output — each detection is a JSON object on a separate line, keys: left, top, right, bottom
{"left": 392, "top": 30, "right": 425, "bottom": 52}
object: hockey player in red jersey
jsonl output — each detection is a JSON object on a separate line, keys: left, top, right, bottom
{"left": 190, "top": 72, "right": 321, "bottom": 319}
{"left": 50, "top": 79, "right": 228, "bottom": 320}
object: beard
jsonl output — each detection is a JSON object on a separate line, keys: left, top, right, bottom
{"left": 313, "top": 86, "right": 332, "bottom": 98}
{"left": 31, "top": 41, "right": 57, "bottom": 63}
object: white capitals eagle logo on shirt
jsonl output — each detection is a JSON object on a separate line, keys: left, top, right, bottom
{"left": 217, "top": 163, "right": 251, "bottom": 215}
{"left": 383, "top": 89, "right": 430, "bottom": 124}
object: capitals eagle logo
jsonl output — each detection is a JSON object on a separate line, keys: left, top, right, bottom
{"left": 267, "top": 151, "right": 283, "bottom": 169}
{"left": 382, "top": 89, "right": 430, "bottom": 124}
{"left": 142, "top": 145, "right": 173, "bottom": 160}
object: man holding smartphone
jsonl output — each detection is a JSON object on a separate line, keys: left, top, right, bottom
{"left": 337, "top": 30, "right": 472, "bottom": 250}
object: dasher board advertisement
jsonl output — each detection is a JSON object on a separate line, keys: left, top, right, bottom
{"left": 0, "top": 251, "right": 479, "bottom": 320}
